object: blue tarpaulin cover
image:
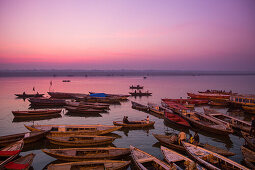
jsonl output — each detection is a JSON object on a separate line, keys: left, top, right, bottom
{"left": 89, "top": 93, "right": 107, "bottom": 97}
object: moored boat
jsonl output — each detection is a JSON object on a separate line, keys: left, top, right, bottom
{"left": 130, "top": 145, "right": 170, "bottom": 170}
{"left": 47, "top": 160, "right": 131, "bottom": 170}
{"left": 113, "top": 121, "right": 155, "bottom": 128}
{"left": 162, "top": 98, "right": 208, "bottom": 106}
{"left": 65, "top": 106, "right": 103, "bottom": 114}
{"left": 4, "top": 153, "right": 35, "bottom": 170}
{"left": 241, "top": 145, "right": 255, "bottom": 169}
{"left": 164, "top": 109, "right": 190, "bottom": 127}
{"left": 24, "top": 124, "right": 122, "bottom": 136}
{"left": 129, "top": 91, "right": 152, "bottom": 96}
{"left": 12, "top": 109, "right": 62, "bottom": 116}
{"left": 0, "top": 131, "right": 48, "bottom": 146}
{"left": 204, "top": 108, "right": 251, "bottom": 132}
{"left": 242, "top": 106, "right": 255, "bottom": 114}
{"left": 152, "top": 133, "right": 185, "bottom": 152}
{"left": 48, "top": 92, "right": 88, "bottom": 99}
{"left": 130, "top": 85, "right": 143, "bottom": 89}
{"left": 131, "top": 101, "right": 149, "bottom": 111}
{"left": 153, "top": 134, "right": 234, "bottom": 156}
{"left": 182, "top": 142, "right": 248, "bottom": 170}
{"left": 147, "top": 103, "right": 164, "bottom": 115}
{"left": 242, "top": 131, "right": 255, "bottom": 151}
{"left": 13, "top": 112, "right": 61, "bottom": 119}
{"left": 46, "top": 134, "right": 116, "bottom": 147}
{"left": 229, "top": 94, "right": 255, "bottom": 108}
{"left": 42, "top": 147, "right": 130, "bottom": 161}
{"left": 161, "top": 146, "right": 202, "bottom": 170}
{"left": 15, "top": 93, "right": 44, "bottom": 98}
{"left": 187, "top": 92, "right": 230, "bottom": 100}
{"left": 28, "top": 97, "right": 66, "bottom": 106}
{"left": 0, "top": 140, "right": 24, "bottom": 168}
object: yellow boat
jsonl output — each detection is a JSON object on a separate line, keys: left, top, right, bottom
{"left": 24, "top": 124, "right": 121, "bottom": 136}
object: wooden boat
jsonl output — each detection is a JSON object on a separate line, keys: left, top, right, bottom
{"left": 0, "top": 131, "right": 48, "bottom": 146}
{"left": 162, "top": 98, "right": 209, "bottom": 105}
{"left": 130, "top": 145, "right": 170, "bottom": 170}
{"left": 42, "top": 147, "right": 130, "bottom": 161}
{"left": 62, "top": 80, "right": 71, "bottom": 82}
{"left": 182, "top": 142, "right": 248, "bottom": 170}
{"left": 147, "top": 103, "right": 164, "bottom": 115}
{"left": 153, "top": 133, "right": 185, "bottom": 152}
{"left": 4, "top": 153, "right": 35, "bottom": 170}
{"left": 65, "top": 106, "right": 103, "bottom": 114}
{"left": 48, "top": 92, "right": 88, "bottom": 99}
{"left": 24, "top": 124, "right": 122, "bottom": 136}
{"left": 12, "top": 109, "right": 62, "bottom": 116}
{"left": 204, "top": 108, "right": 251, "bottom": 132}
{"left": 229, "top": 94, "right": 255, "bottom": 107}
{"left": 131, "top": 101, "right": 148, "bottom": 111}
{"left": 89, "top": 92, "right": 130, "bottom": 100}
{"left": 0, "top": 140, "right": 24, "bottom": 168}
{"left": 15, "top": 93, "right": 44, "bottom": 98}
{"left": 242, "top": 106, "right": 255, "bottom": 114}
{"left": 46, "top": 134, "right": 116, "bottom": 147}
{"left": 164, "top": 110, "right": 190, "bottom": 127}
{"left": 153, "top": 134, "right": 234, "bottom": 156}
{"left": 242, "top": 132, "right": 255, "bottom": 151}
{"left": 65, "top": 101, "right": 109, "bottom": 110}
{"left": 130, "top": 85, "right": 143, "bottom": 89}
{"left": 14, "top": 112, "right": 61, "bottom": 119}
{"left": 113, "top": 121, "right": 155, "bottom": 128}
{"left": 47, "top": 160, "right": 131, "bottom": 170}
{"left": 82, "top": 96, "right": 121, "bottom": 104}
{"left": 161, "top": 146, "right": 202, "bottom": 170}
{"left": 198, "top": 90, "right": 234, "bottom": 95}
{"left": 241, "top": 145, "right": 255, "bottom": 169}
{"left": 187, "top": 92, "right": 230, "bottom": 100}
{"left": 28, "top": 97, "right": 66, "bottom": 106}
{"left": 129, "top": 91, "right": 152, "bottom": 96}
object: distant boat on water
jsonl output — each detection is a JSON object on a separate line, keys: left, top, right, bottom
{"left": 129, "top": 85, "right": 143, "bottom": 89}
{"left": 62, "top": 80, "right": 71, "bottom": 82}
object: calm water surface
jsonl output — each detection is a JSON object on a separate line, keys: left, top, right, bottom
{"left": 0, "top": 76, "right": 254, "bottom": 169}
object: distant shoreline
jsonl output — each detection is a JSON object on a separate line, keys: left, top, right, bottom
{"left": 0, "top": 70, "right": 255, "bottom": 77}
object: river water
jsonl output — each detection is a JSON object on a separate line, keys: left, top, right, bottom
{"left": 0, "top": 75, "right": 254, "bottom": 169}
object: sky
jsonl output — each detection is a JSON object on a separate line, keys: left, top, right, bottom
{"left": 0, "top": 0, "right": 255, "bottom": 71}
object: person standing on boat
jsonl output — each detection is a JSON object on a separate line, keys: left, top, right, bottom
{"left": 193, "top": 131, "right": 200, "bottom": 146}
{"left": 178, "top": 131, "right": 186, "bottom": 145}
{"left": 146, "top": 116, "right": 149, "bottom": 124}
{"left": 189, "top": 134, "right": 194, "bottom": 144}
{"left": 250, "top": 116, "right": 255, "bottom": 136}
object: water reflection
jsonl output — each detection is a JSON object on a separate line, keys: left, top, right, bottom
{"left": 120, "top": 127, "right": 154, "bottom": 137}
{"left": 12, "top": 114, "right": 62, "bottom": 123}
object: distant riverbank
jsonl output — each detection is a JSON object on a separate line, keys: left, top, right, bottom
{"left": 0, "top": 70, "right": 255, "bottom": 77}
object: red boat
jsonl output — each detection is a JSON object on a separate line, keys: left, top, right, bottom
{"left": 164, "top": 110, "right": 190, "bottom": 127}
{"left": 187, "top": 92, "right": 230, "bottom": 100}
{"left": 162, "top": 98, "right": 208, "bottom": 105}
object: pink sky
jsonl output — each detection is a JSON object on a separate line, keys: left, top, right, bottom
{"left": 0, "top": 0, "right": 255, "bottom": 70}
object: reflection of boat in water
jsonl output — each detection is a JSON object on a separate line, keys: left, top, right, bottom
{"left": 120, "top": 126, "right": 154, "bottom": 137}
{"left": 12, "top": 114, "right": 62, "bottom": 122}
{"left": 65, "top": 111, "right": 102, "bottom": 118}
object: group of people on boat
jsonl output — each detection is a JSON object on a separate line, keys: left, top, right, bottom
{"left": 174, "top": 131, "right": 199, "bottom": 146}
{"left": 123, "top": 116, "right": 150, "bottom": 124}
